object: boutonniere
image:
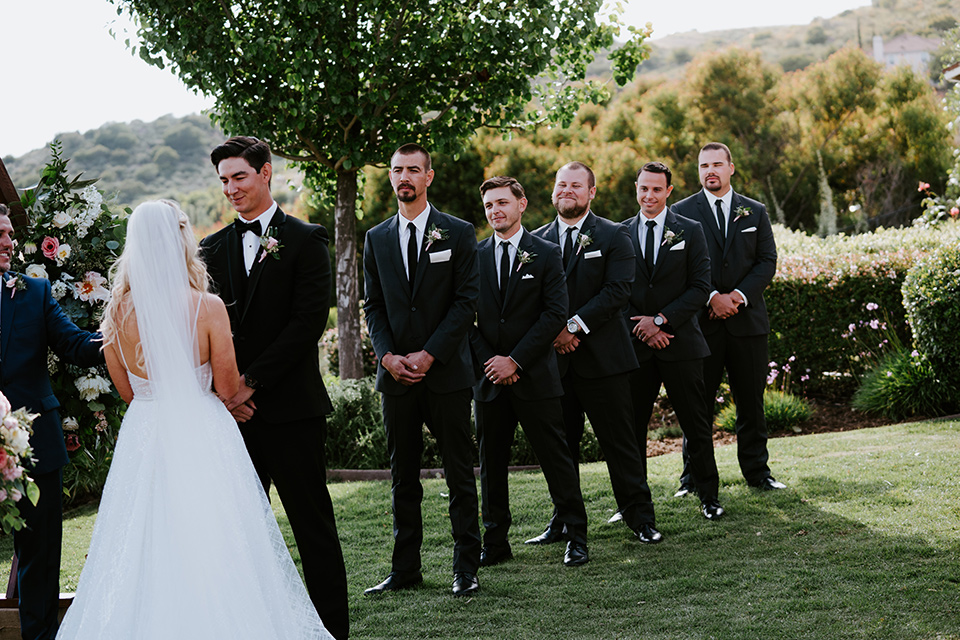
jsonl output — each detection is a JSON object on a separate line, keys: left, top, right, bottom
{"left": 5, "top": 275, "right": 27, "bottom": 298}
{"left": 733, "top": 206, "right": 753, "bottom": 223}
{"left": 258, "top": 227, "right": 283, "bottom": 263}
{"left": 425, "top": 224, "right": 449, "bottom": 251}
{"left": 661, "top": 228, "right": 684, "bottom": 248}
{"left": 516, "top": 250, "right": 537, "bottom": 272}
{"left": 575, "top": 229, "right": 593, "bottom": 255}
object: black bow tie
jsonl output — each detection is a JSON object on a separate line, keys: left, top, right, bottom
{"left": 235, "top": 219, "right": 262, "bottom": 236}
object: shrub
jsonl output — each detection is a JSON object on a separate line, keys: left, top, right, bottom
{"left": 902, "top": 243, "right": 960, "bottom": 389}
{"left": 767, "top": 222, "right": 960, "bottom": 396}
{"left": 716, "top": 390, "right": 812, "bottom": 434}
{"left": 852, "top": 348, "right": 957, "bottom": 420}
{"left": 319, "top": 308, "right": 378, "bottom": 377}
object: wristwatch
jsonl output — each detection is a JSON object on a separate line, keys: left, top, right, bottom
{"left": 244, "top": 374, "right": 260, "bottom": 390}
{"left": 653, "top": 315, "right": 666, "bottom": 327}
{"left": 566, "top": 319, "right": 581, "bottom": 334}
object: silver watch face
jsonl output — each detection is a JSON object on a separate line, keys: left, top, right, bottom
{"left": 567, "top": 320, "right": 579, "bottom": 334}
{"left": 654, "top": 316, "right": 664, "bottom": 326}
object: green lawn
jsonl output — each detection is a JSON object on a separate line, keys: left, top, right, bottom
{"left": 4, "top": 420, "right": 959, "bottom": 639}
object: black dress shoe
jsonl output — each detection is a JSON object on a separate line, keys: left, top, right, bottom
{"left": 524, "top": 528, "right": 564, "bottom": 545}
{"left": 750, "top": 476, "right": 787, "bottom": 491}
{"left": 452, "top": 572, "right": 479, "bottom": 597}
{"left": 363, "top": 571, "right": 423, "bottom": 595}
{"left": 674, "top": 484, "right": 696, "bottom": 498}
{"left": 701, "top": 499, "right": 725, "bottom": 520}
{"left": 633, "top": 523, "right": 664, "bottom": 544}
{"left": 563, "top": 541, "right": 589, "bottom": 567}
{"left": 480, "top": 545, "right": 513, "bottom": 567}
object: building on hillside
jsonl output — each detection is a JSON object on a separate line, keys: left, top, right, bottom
{"left": 872, "top": 34, "right": 940, "bottom": 75}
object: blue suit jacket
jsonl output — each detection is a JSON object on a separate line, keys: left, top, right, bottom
{"left": 0, "top": 273, "right": 103, "bottom": 474}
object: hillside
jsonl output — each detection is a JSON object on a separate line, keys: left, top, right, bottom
{"left": 637, "top": 0, "right": 960, "bottom": 78}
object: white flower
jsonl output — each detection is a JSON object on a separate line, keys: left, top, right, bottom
{"left": 0, "top": 425, "right": 31, "bottom": 457}
{"left": 55, "top": 243, "right": 71, "bottom": 266}
{"left": 865, "top": 302, "right": 879, "bottom": 311}
{"left": 0, "top": 392, "right": 10, "bottom": 417}
{"left": 22, "top": 242, "right": 37, "bottom": 255}
{"left": 61, "top": 416, "right": 79, "bottom": 432}
{"left": 52, "top": 211, "right": 73, "bottom": 228}
{"left": 74, "top": 271, "right": 110, "bottom": 303}
{"left": 75, "top": 372, "right": 111, "bottom": 401}
{"left": 25, "top": 264, "right": 49, "bottom": 279}
{"left": 51, "top": 280, "right": 69, "bottom": 300}
{"left": 47, "top": 352, "right": 60, "bottom": 375}
{"left": 80, "top": 186, "right": 102, "bottom": 209}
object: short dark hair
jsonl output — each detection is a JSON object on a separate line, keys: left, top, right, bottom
{"left": 210, "top": 136, "right": 272, "bottom": 172}
{"left": 637, "top": 161, "right": 672, "bottom": 187}
{"left": 557, "top": 161, "right": 595, "bottom": 189}
{"left": 479, "top": 176, "right": 526, "bottom": 200}
{"left": 700, "top": 142, "right": 732, "bottom": 163}
{"left": 392, "top": 143, "right": 432, "bottom": 172}
{"left": 0, "top": 203, "right": 8, "bottom": 217}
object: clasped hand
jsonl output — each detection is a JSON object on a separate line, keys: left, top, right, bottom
{"left": 553, "top": 328, "right": 580, "bottom": 354}
{"left": 484, "top": 355, "right": 519, "bottom": 385}
{"left": 382, "top": 350, "right": 435, "bottom": 386}
{"left": 630, "top": 315, "right": 673, "bottom": 350}
{"left": 708, "top": 292, "right": 744, "bottom": 320}
{"left": 224, "top": 375, "right": 257, "bottom": 423}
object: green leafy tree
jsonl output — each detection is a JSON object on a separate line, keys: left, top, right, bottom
{"left": 111, "top": 0, "right": 650, "bottom": 378}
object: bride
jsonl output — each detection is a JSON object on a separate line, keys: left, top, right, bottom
{"left": 57, "top": 201, "right": 333, "bottom": 639}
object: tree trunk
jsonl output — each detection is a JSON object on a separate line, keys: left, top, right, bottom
{"left": 334, "top": 169, "right": 362, "bottom": 379}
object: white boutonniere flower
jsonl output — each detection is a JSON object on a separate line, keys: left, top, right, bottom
{"left": 733, "top": 206, "right": 753, "bottom": 223}
{"left": 575, "top": 229, "right": 593, "bottom": 255}
{"left": 661, "top": 228, "right": 684, "bottom": 248}
{"left": 516, "top": 250, "right": 537, "bottom": 272}
{"left": 425, "top": 224, "right": 450, "bottom": 252}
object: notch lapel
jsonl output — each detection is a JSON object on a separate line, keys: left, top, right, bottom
{"left": 627, "top": 214, "right": 651, "bottom": 280}
{"left": 0, "top": 273, "right": 16, "bottom": 364}
{"left": 697, "top": 192, "right": 724, "bottom": 252}
{"left": 722, "top": 193, "right": 740, "bottom": 257}
{"left": 566, "top": 212, "right": 596, "bottom": 276}
{"left": 411, "top": 207, "right": 440, "bottom": 300}
{"left": 502, "top": 230, "right": 530, "bottom": 307}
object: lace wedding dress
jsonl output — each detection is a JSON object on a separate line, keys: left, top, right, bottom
{"left": 56, "top": 202, "right": 333, "bottom": 640}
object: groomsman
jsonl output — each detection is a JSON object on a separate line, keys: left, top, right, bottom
{"left": 622, "top": 162, "right": 724, "bottom": 521}
{"left": 671, "top": 142, "right": 783, "bottom": 492}
{"left": 471, "top": 176, "right": 589, "bottom": 568}
{"left": 363, "top": 144, "right": 482, "bottom": 597}
{"left": 201, "top": 137, "right": 349, "bottom": 638}
{"left": 528, "top": 162, "right": 661, "bottom": 545}
{"left": 0, "top": 204, "right": 104, "bottom": 640}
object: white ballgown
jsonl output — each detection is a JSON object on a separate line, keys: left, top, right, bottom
{"left": 56, "top": 361, "right": 334, "bottom": 640}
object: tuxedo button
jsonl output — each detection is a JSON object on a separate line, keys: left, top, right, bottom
{"left": 500, "top": 318, "right": 506, "bottom": 324}
{"left": 648, "top": 283, "right": 654, "bottom": 289}
{"left": 411, "top": 306, "right": 416, "bottom": 312}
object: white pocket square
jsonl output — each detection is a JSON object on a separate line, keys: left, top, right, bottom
{"left": 741, "top": 227, "right": 757, "bottom": 233}
{"left": 584, "top": 250, "right": 602, "bottom": 260}
{"left": 669, "top": 241, "right": 686, "bottom": 251}
{"left": 429, "top": 249, "right": 452, "bottom": 263}
{"left": 521, "top": 273, "right": 534, "bottom": 280}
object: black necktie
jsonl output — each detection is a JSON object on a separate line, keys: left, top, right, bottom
{"left": 235, "top": 218, "right": 262, "bottom": 236}
{"left": 562, "top": 227, "right": 575, "bottom": 269}
{"left": 645, "top": 220, "right": 656, "bottom": 273}
{"left": 406, "top": 222, "right": 418, "bottom": 285}
{"left": 715, "top": 199, "right": 725, "bottom": 239}
{"left": 499, "top": 241, "right": 511, "bottom": 298}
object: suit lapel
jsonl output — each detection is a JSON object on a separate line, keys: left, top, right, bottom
{"left": 697, "top": 192, "right": 724, "bottom": 252}
{"left": 0, "top": 272, "right": 15, "bottom": 364}
{"left": 652, "top": 211, "right": 681, "bottom": 279}
{"left": 502, "top": 230, "right": 531, "bottom": 307}
{"left": 241, "top": 208, "right": 286, "bottom": 324}
{"left": 411, "top": 206, "right": 440, "bottom": 299}
{"left": 479, "top": 237, "right": 501, "bottom": 307}
{"left": 627, "top": 215, "right": 650, "bottom": 280}
{"left": 566, "top": 212, "right": 596, "bottom": 276}
{"left": 722, "top": 193, "right": 739, "bottom": 257}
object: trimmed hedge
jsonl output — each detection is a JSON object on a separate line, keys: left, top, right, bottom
{"left": 767, "top": 222, "right": 960, "bottom": 397}
{"left": 903, "top": 243, "right": 960, "bottom": 390}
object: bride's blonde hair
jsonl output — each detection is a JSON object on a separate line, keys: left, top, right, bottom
{"left": 101, "top": 200, "right": 210, "bottom": 350}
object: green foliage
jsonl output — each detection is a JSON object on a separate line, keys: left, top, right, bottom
{"left": 852, "top": 347, "right": 957, "bottom": 419}
{"left": 323, "top": 378, "right": 390, "bottom": 470}
{"left": 767, "top": 222, "right": 960, "bottom": 396}
{"left": 319, "top": 310, "right": 379, "bottom": 378}
{"left": 716, "top": 390, "right": 812, "bottom": 433}
{"left": 902, "top": 243, "right": 960, "bottom": 389}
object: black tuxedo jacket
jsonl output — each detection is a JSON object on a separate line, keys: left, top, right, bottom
{"left": 200, "top": 208, "right": 333, "bottom": 422}
{"left": 0, "top": 273, "right": 103, "bottom": 474}
{"left": 623, "top": 211, "right": 712, "bottom": 363}
{"left": 470, "top": 229, "right": 567, "bottom": 403}
{"left": 671, "top": 191, "right": 777, "bottom": 337}
{"left": 532, "top": 212, "right": 638, "bottom": 379}
{"left": 363, "top": 205, "right": 479, "bottom": 396}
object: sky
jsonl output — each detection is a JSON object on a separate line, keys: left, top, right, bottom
{"left": 0, "top": 0, "right": 872, "bottom": 158}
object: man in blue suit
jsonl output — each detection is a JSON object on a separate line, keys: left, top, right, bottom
{"left": 0, "top": 204, "right": 103, "bottom": 640}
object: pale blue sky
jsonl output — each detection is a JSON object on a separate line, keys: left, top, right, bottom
{"left": 1, "top": 0, "right": 870, "bottom": 158}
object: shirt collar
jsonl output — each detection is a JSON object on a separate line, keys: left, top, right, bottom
{"left": 238, "top": 200, "right": 278, "bottom": 234}
{"left": 703, "top": 188, "right": 733, "bottom": 213}
{"left": 556, "top": 213, "right": 587, "bottom": 233}
{"left": 642, "top": 207, "right": 668, "bottom": 227}
{"left": 497, "top": 227, "right": 523, "bottom": 250}
{"left": 398, "top": 203, "right": 431, "bottom": 233}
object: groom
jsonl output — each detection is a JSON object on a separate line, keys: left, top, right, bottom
{"left": 200, "top": 137, "right": 349, "bottom": 639}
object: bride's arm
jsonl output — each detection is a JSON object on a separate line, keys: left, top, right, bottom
{"left": 205, "top": 294, "right": 241, "bottom": 399}
{"left": 104, "top": 344, "right": 134, "bottom": 404}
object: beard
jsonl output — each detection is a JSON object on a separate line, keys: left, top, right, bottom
{"left": 554, "top": 198, "right": 589, "bottom": 220}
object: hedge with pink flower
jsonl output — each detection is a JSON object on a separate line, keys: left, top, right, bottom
{"left": 14, "top": 142, "right": 129, "bottom": 503}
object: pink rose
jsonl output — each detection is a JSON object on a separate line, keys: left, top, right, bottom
{"left": 265, "top": 237, "right": 279, "bottom": 251}
{"left": 951, "top": 207, "right": 959, "bottom": 218}
{"left": 0, "top": 391, "right": 10, "bottom": 417}
{"left": 65, "top": 433, "right": 81, "bottom": 452}
{"left": 9, "top": 488, "right": 21, "bottom": 503}
{"left": 917, "top": 181, "right": 930, "bottom": 192}
{"left": 41, "top": 236, "right": 60, "bottom": 260}
{"left": 0, "top": 489, "right": 7, "bottom": 503}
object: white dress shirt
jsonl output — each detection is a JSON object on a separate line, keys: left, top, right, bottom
{"left": 239, "top": 201, "right": 278, "bottom": 275}
{"left": 638, "top": 207, "right": 668, "bottom": 265}
{"left": 701, "top": 189, "right": 748, "bottom": 307}
{"left": 397, "top": 203, "right": 431, "bottom": 274}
